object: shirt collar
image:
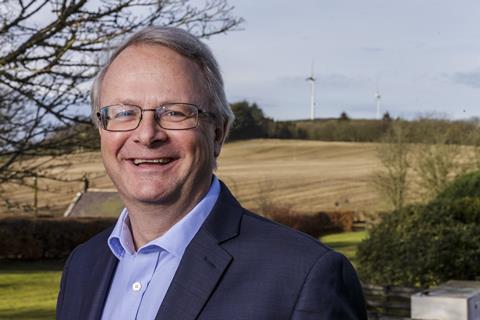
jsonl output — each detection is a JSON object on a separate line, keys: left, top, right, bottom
{"left": 108, "top": 176, "right": 220, "bottom": 259}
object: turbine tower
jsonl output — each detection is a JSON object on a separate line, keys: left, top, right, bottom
{"left": 307, "top": 77, "right": 316, "bottom": 120}
{"left": 305, "top": 61, "right": 316, "bottom": 120}
{"left": 375, "top": 88, "right": 381, "bottom": 119}
{"left": 306, "top": 62, "right": 316, "bottom": 120}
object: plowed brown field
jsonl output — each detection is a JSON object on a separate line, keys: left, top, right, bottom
{"left": 2, "top": 139, "right": 385, "bottom": 216}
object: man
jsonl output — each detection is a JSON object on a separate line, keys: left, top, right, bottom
{"left": 56, "top": 26, "right": 367, "bottom": 320}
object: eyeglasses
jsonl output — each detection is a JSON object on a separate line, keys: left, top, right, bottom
{"left": 97, "top": 103, "right": 214, "bottom": 132}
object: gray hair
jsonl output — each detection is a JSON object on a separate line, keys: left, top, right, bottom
{"left": 91, "top": 26, "right": 234, "bottom": 136}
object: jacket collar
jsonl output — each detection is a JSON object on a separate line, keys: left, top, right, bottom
{"left": 154, "top": 180, "right": 243, "bottom": 320}
{"left": 78, "top": 181, "right": 243, "bottom": 320}
{"left": 78, "top": 228, "right": 118, "bottom": 320}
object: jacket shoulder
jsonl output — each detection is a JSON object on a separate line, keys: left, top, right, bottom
{"left": 67, "top": 226, "right": 114, "bottom": 264}
{"left": 236, "top": 209, "right": 333, "bottom": 261}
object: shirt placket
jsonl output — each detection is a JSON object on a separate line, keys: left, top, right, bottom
{"left": 128, "top": 249, "right": 161, "bottom": 319}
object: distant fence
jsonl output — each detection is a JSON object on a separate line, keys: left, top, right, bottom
{"left": 363, "top": 284, "right": 422, "bottom": 320}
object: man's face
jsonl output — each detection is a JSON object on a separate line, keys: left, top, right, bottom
{"left": 98, "top": 44, "right": 224, "bottom": 206}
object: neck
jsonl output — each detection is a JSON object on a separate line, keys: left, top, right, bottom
{"left": 122, "top": 177, "right": 213, "bottom": 250}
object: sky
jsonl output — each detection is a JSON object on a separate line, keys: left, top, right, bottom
{"left": 204, "top": 0, "right": 480, "bottom": 120}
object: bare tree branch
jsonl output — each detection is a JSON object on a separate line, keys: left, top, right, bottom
{"left": 0, "top": 0, "right": 243, "bottom": 192}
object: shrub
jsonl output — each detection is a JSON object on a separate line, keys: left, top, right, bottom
{"left": 0, "top": 216, "right": 116, "bottom": 260}
{"left": 435, "top": 170, "right": 480, "bottom": 200}
{"left": 357, "top": 197, "right": 480, "bottom": 287}
{"left": 264, "top": 205, "right": 355, "bottom": 238}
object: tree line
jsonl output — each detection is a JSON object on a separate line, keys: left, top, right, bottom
{"left": 228, "top": 101, "right": 480, "bottom": 145}
{"left": 45, "top": 100, "right": 480, "bottom": 149}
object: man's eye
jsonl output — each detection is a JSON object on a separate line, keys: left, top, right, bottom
{"left": 162, "top": 110, "right": 188, "bottom": 119}
{"left": 113, "top": 110, "right": 136, "bottom": 119}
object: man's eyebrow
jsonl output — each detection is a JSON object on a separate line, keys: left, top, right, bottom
{"left": 117, "top": 99, "right": 140, "bottom": 105}
{"left": 114, "top": 99, "right": 177, "bottom": 106}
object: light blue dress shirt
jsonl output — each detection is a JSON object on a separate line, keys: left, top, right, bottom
{"left": 101, "top": 177, "right": 220, "bottom": 320}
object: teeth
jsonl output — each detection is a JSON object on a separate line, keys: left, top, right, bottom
{"left": 133, "top": 158, "right": 172, "bottom": 165}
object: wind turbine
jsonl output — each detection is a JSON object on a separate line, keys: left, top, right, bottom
{"left": 375, "top": 86, "right": 381, "bottom": 119}
{"left": 306, "top": 62, "right": 316, "bottom": 120}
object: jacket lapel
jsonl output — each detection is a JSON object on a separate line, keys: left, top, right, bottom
{"left": 155, "top": 181, "right": 243, "bottom": 320}
{"left": 79, "top": 245, "right": 118, "bottom": 320}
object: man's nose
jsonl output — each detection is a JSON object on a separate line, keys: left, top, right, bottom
{"left": 133, "top": 110, "right": 168, "bottom": 146}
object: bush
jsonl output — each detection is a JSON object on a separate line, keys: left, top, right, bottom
{"left": 0, "top": 216, "right": 116, "bottom": 260}
{"left": 435, "top": 171, "right": 480, "bottom": 200}
{"left": 264, "top": 205, "right": 355, "bottom": 238}
{"left": 357, "top": 197, "right": 480, "bottom": 287}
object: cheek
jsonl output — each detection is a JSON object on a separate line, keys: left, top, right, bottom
{"left": 100, "top": 132, "right": 127, "bottom": 158}
{"left": 182, "top": 129, "right": 215, "bottom": 163}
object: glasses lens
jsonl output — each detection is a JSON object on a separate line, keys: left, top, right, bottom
{"left": 101, "top": 105, "right": 140, "bottom": 131}
{"left": 158, "top": 104, "right": 199, "bottom": 130}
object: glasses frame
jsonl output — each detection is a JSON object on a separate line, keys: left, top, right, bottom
{"left": 96, "top": 103, "right": 215, "bottom": 132}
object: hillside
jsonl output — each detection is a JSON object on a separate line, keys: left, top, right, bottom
{"left": 216, "top": 139, "right": 381, "bottom": 213}
{"left": 1, "top": 139, "right": 385, "bottom": 216}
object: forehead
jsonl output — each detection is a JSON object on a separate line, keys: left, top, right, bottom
{"left": 100, "top": 44, "right": 206, "bottom": 106}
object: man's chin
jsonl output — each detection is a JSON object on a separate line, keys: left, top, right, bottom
{"left": 119, "top": 187, "right": 181, "bottom": 207}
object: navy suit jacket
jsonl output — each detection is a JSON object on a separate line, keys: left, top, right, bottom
{"left": 56, "top": 182, "right": 367, "bottom": 319}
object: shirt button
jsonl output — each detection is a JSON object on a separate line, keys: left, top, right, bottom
{"left": 132, "top": 282, "right": 142, "bottom": 291}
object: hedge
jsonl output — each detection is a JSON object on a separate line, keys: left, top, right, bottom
{"left": 265, "top": 208, "right": 355, "bottom": 238}
{"left": 0, "top": 216, "right": 116, "bottom": 260}
{"left": 0, "top": 209, "right": 354, "bottom": 260}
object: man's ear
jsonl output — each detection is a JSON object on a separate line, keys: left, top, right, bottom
{"left": 213, "top": 120, "right": 228, "bottom": 158}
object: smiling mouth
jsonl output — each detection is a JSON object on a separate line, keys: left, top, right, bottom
{"left": 132, "top": 158, "right": 174, "bottom": 166}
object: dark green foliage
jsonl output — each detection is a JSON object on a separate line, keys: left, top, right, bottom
{"left": 295, "top": 119, "right": 391, "bottom": 142}
{"left": 269, "top": 117, "right": 480, "bottom": 144}
{"left": 435, "top": 171, "right": 480, "bottom": 200}
{"left": 382, "top": 112, "right": 392, "bottom": 122}
{"left": 339, "top": 111, "right": 350, "bottom": 121}
{"left": 357, "top": 197, "right": 480, "bottom": 286}
{"left": 226, "top": 101, "right": 480, "bottom": 144}
{"left": 228, "top": 101, "right": 271, "bottom": 140}
{"left": 266, "top": 121, "right": 307, "bottom": 139}
{"left": 0, "top": 216, "right": 115, "bottom": 260}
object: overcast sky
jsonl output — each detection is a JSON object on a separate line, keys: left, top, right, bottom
{"left": 204, "top": 0, "right": 480, "bottom": 120}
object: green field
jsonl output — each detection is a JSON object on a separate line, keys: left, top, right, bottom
{"left": 0, "top": 230, "right": 366, "bottom": 319}
{"left": 0, "top": 260, "right": 63, "bottom": 320}
{"left": 321, "top": 230, "right": 367, "bottom": 267}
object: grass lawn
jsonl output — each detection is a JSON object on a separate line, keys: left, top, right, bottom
{"left": 0, "top": 260, "right": 64, "bottom": 320}
{"left": 321, "top": 230, "right": 367, "bottom": 267}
